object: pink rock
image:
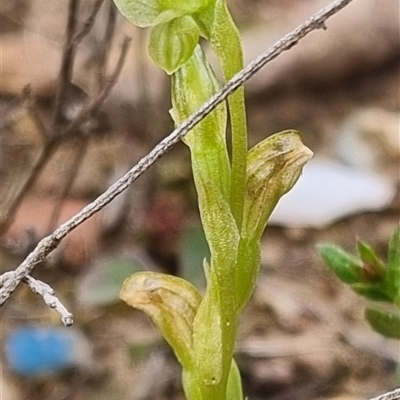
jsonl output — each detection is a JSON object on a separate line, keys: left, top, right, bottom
{"left": 4, "top": 196, "right": 100, "bottom": 270}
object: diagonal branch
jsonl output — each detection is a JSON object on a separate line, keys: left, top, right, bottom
{"left": 61, "top": 36, "right": 131, "bottom": 137}
{"left": 72, "top": 0, "right": 105, "bottom": 45}
{"left": 0, "top": 0, "right": 355, "bottom": 305}
{"left": 0, "top": 37, "right": 130, "bottom": 235}
{"left": 369, "top": 388, "right": 400, "bottom": 400}
{"left": 96, "top": 1, "right": 117, "bottom": 89}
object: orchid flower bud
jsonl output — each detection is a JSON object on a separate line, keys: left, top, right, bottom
{"left": 236, "top": 130, "right": 312, "bottom": 309}
{"left": 120, "top": 272, "right": 202, "bottom": 368}
{"left": 243, "top": 130, "right": 313, "bottom": 241}
{"left": 113, "top": 0, "right": 211, "bottom": 27}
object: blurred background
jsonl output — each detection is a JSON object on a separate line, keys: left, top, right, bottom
{"left": 1, "top": 0, "right": 399, "bottom": 399}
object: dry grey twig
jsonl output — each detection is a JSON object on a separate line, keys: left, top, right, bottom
{"left": 23, "top": 275, "right": 74, "bottom": 326}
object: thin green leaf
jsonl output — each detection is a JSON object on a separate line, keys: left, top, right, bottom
{"left": 194, "top": 0, "right": 248, "bottom": 228}
{"left": 388, "top": 227, "right": 400, "bottom": 270}
{"left": 357, "top": 240, "right": 386, "bottom": 281}
{"left": 318, "top": 244, "right": 362, "bottom": 284}
{"left": 365, "top": 307, "right": 400, "bottom": 339}
{"left": 226, "top": 359, "right": 244, "bottom": 400}
{"left": 193, "top": 267, "right": 224, "bottom": 385}
{"left": 387, "top": 226, "right": 400, "bottom": 300}
{"left": 351, "top": 283, "right": 391, "bottom": 302}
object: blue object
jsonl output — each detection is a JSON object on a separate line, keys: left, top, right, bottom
{"left": 4, "top": 327, "right": 86, "bottom": 376}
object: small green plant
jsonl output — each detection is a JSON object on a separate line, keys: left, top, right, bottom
{"left": 114, "top": 1, "right": 312, "bottom": 398}
{"left": 319, "top": 226, "right": 400, "bottom": 340}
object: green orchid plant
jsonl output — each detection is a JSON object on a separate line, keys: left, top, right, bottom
{"left": 319, "top": 227, "right": 400, "bottom": 340}
{"left": 114, "top": 1, "right": 313, "bottom": 398}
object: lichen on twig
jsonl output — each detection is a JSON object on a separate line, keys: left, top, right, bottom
{"left": 23, "top": 275, "right": 74, "bottom": 326}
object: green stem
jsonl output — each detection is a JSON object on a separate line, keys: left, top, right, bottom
{"left": 195, "top": 0, "right": 248, "bottom": 230}
{"left": 172, "top": 47, "right": 240, "bottom": 399}
{"left": 227, "top": 89, "right": 247, "bottom": 231}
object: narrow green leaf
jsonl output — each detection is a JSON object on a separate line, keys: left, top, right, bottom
{"left": 387, "top": 226, "right": 400, "bottom": 299}
{"left": 351, "top": 283, "right": 391, "bottom": 302}
{"left": 365, "top": 307, "right": 400, "bottom": 339}
{"left": 194, "top": 0, "right": 248, "bottom": 228}
{"left": 210, "top": 0, "right": 247, "bottom": 229}
{"left": 318, "top": 244, "right": 362, "bottom": 284}
{"left": 357, "top": 240, "right": 386, "bottom": 282}
{"left": 388, "top": 227, "right": 400, "bottom": 270}
{"left": 226, "top": 359, "right": 244, "bottom": 400}
{"left": 193, "top": 265, "right": 224, "bottom": 385}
